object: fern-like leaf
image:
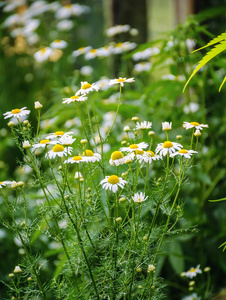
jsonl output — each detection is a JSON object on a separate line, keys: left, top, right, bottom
{"left": 183, "top": 40, "right": 226, "bottom": 92}
{"left": 192, "top": 32, "right": 226, "bottom": 53}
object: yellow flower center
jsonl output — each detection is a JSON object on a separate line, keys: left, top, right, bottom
{"left": 55, "top": 131, "right": 64, "bottom": 136}
{"left": 73, "top": 156, "right": 82, "bottom": 161}
{"left": 116, "top": 43, "right": 122, "bottom": 47}
{"left": 129, "top": 144, "right": 138, "bottom": 149}
{"left": 111, "top": 151, "right": 123, "bottom": 160}
{"left": 41, "top": 48, "right": 46, "bottom": 55}
{"left": 163, "top": 141, "right": 173, "bottom": 148}
{"left": 40, "top": 139, "right": 50, "bottom": 144}
{"left": 135, "top": 149, "right": 144, "bottom": 155}
{"left": 90, "top": 49, "right": 96, "bottom": 53}
{"left": 83, "top": 150, "right": 94, "bottom": 156}
{"left": 189, "top": 268, "right": 197, "bottom": 273}
{"left": 190, "top": 122, "right": 199, "bottom": 126}
{"left": 146, "top": 150, "right": 155, "bottom": 157}
{"left": 65, "top": 4, "right": 72, "bottom": 8}
{"left": 52, "top": 144, "right": 64, "bottom": 152}
{"left": 0, "top": 182, "right": 2, "bottom": 184}
{"left": 79, "top": 47, "right": 85, "bottom": 51}
{"left": 55, "top": 40, "right": 61, "bottom": 43}
{"left": 82, "top": 83, "right": 91, "bottom": 89}
{"left": 117, "top": 78, "right": 125, "bottom": 82}
{"left": 70, "top": 95, "right": 79, "bottom": 100}
{"left": 11, "top": 109, "right": 21, "bottom": 114}
{"left": 179, "top": 149, "right": 188, "bottom": 154}
{"left": 107, "top": 175, "right": 119, "bottom": 184}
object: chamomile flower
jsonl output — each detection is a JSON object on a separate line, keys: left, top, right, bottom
{"left": 82, "top": 150, "right": 101, "bottom": 163}
{"left": 31, "top": 139, "right": 57, "bottom": 152}
{"left": 109, "top": 151, "right": 126, "bottom": 166}
{"left": 45, "top": 144, "right": 72, "bottom": 159}
{"left": 3, "top": 107, "right": 30, "bottom": 119}
{"left": 136, "top": 150, "right": 161, "bottom": 164}
{"left": 120, "top": 142, "right": 148, "bottom": 153}
{"left": 184, "top": 265, "right": 202, "bottom": 279}
{"left": 183, "top": 122, "right": 208, "bottom": 131}
{"left": 134, "top": 62, "right": 152, "bottom": 73}
{"left": 162, "top": 122, "right": 172, "bottom": 131}
{"left": 75, "top": 81, "right": 100, "bottom": 96}
{"left": 171, "top": 149, "right": 197, "bottom": 159}
{"left": 105, "top": 24, "right": 131, "bottom": 37}
{"left": 182, "top": 293, "right": 201, "bottom": 300}
{"left": 64, "top": 155, "right": 86, "bottom": 164}
{"left": 84, "top": 48, "right": 98, "bottom": 60}
{"left": 0, "top": 181, "right": 12, "bottom": 188}
{"left": 136, "top": 121, "right": 152, "bottom": 130}
{"left": 34, "top": 47, "right": 53, "bottom": 63}
{"left": 72, "top": 46, "right": 92, "bottom": 57}
{"left": 155, "top": 141, "right": 182, "bottom": 157}
{"left": 46, "top": 131, "right": 74, "bottom": 139}
{"left": 62, "top": 95, "right": 88, "bottom": 104}
{"left": 109, "top": 77, "right": 135, "bottom": 87}
{"left": 100, "top": 175, "right": 127, "bottom": 193}
{"left": 59, "top": 135, "right": 76, "bottom": 146}
{"left": 132, "top": 192, "right": 148, "bottom": 203}
{"left": 50, "top": 40, "right": 68, "bottom": 49}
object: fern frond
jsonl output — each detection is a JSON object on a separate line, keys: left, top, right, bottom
{"left": 183, "top": 41, "right": 226, "bottom": 92}
{"left": 192, "top": 32, "right": 226, "bottom": 53}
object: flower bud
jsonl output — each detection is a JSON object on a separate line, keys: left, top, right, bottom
{"left": 23, "top": 140, "right": 31, "bottom": 149}
{"left": 123, "top": 126, "right": 130, "bottom": 132}
{"left": 115, "top": 217, "right": 122, "bottom": 223}
{"left": 80, "top": 139, "right": 88, "bottom": 144}
{"left": 176, "top": 135, "right": 182, "bottom": 140}
{"left": 11, "top": 181, "right": 17, "bottom": 189}
{"left": 136, "top": 267, "right": 142, "bottom": 272}
{"left": 13, "top": 266, "right": 22, "bottom": 273}
{"left": 8, "top": 273, "right": 14, "bottom": 278}
{"left": 8, "top": 121, "right": 15, "bottom": 127}
{"left": 194, "top": 129, "right": 201, "bottom": 137}
{"left": 204, "top": 266, "right": 211, "bottom": 272}
{"left": 35, "top": 101, "right": 43, "bottom": 109}
{"left": 148, "top": 131, "right": 155, "bottom": 136}
{"left": 147, "top": 264, "right": 156, "bottom": 273}
{"left": 131, "top": 117, "right": 138, "bottom": 122}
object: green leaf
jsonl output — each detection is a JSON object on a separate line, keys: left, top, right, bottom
{"left": 192, "top": 32, "right": 226, "bottom": 53}
{"left": 183, "top": 40, "right": 226, "bottom": 92}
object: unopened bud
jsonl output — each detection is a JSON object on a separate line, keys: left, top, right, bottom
{"left": 148, "top": 131, "right": 155, "bottom": 136}
{"left": 176, "top": 135, "right": 182, "bottom": 140}
{"left": 80, "top": 139, "right": 88, "bottom": 144}
{"left": 131, "top": 117, "right": 138, "bottom": 122}
{"left": 23, "top": 140, "right": 31, "bottom": 149}
{"left": 35, "top": 101, "right": 43, "bottom": 109}
{"left": 13, "top": 266, "right": 22, "bottom": 274}
{"left": 8, "top": 121, "right": 15, "bottom": 127}
{"left": 147, "top": 264, "right": 156, "bottom": 273}
{"left": 194, "top": 129, "right": 201, "bottom": 137}
{"left": 123, "top": 126, "right": 130, "bottom": 132}
{"left": 115, "top": 217, "right": 122, "bottom": 223}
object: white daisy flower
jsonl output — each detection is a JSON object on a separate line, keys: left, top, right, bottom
{"left": 183, "top": 122, "right": 208, "bottom": 131}
{"left": 182, "top": 293, "right": 201, "bottom": 300}
{"left": 136, "top": 150, "right": 161, "bottom": 164}
{"left": 64, "top": 155, "right": 86, "bottom": 164}
{"left": 113, "top": 42, "right": 136, "bottom": 54}
{"left": 46, "top": 131, "right": 74, "bottom": 139}
{"left": 31, "top": 139, "right": 57, "bottom": 152}
{"left": 95, "top": 77, "right": 111, "bottom": 91}
{"left": 105, "top": 24, "right": 131, "bottom": 37}
{"left": 132, "top": 192, "right": 148, "bottom": 203}
{"left": 59, "top": 135, "right": 76, "bottom": 146}
{"left": 82, "top": 150, "right": 101, "bottom": 163}
{"left": 120, "top": 142, "right": 148, "bottom": 153}
{"left": 62, "top": 95, "right": 88, "bottom": 104}
{"left": 45, "top": 144, "right": 72, "bottom": 159}
{"left": 80, "top": 66, "right": 93, "bottom": 76}
{"left": 72, "top": 46, "right": 92, "bottom": 57}
{"left": 134, "top": 62, "right": 152, "bottom": 73}
{"left": 34, "top": 47, "right": 53, "bottom": 63}
{"left": 75, "top": 81, "right": 100, "bottom": 96}
{"left": 57, "top": 20, "right": 73, "bottom": 31}
{"left": 136, "top": 121, "right": 152, "bottom": 130}
{"left": 109, "top": 151, "right": 126, "bottom": 166}
{"left": 162, "top": 122, "right": 172, "bottom": 131}
{"left": 100, "top": 175, "right": 127, "bottom": 193}
{"left": 109, "top": 77, "right": 135, "bottom": 87}
{"left": 170, "top": 149, "right": 198, "bottom": 159}
{"left": 3, "top": 107, "right": 30, "bottom": 119}
{"left": 184, "top": 265, "right": 202, "bottom": 279}
{"left": 0, "top": 181, "right": 12, "bottom": 188}
{"left": 84, "top": 48, "right": 98, "bottom": 60}
{"left": 155, "top": 141, "right": 182, "bottom": 157}
{"left": 50, "top": 40, "right": 68, "bottom": 49}
{"left": 96, "top": 46, "right": 114, "bottom": 57}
